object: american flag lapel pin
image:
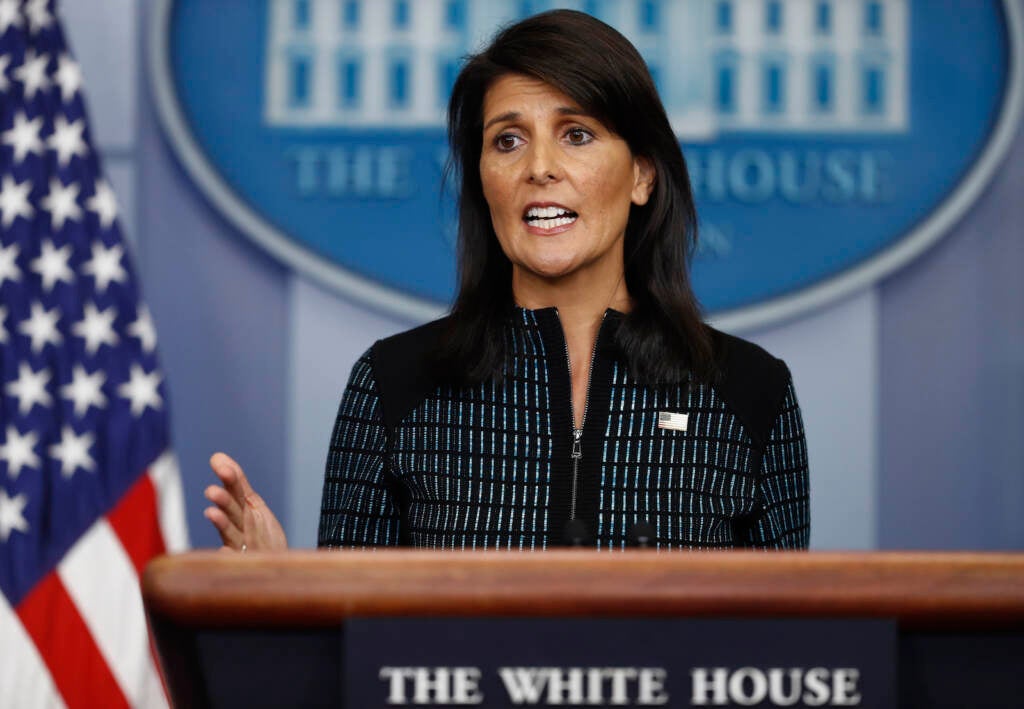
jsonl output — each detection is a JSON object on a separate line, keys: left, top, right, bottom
{"left": 657, "top": 411, "right": 688, "bottom": 432}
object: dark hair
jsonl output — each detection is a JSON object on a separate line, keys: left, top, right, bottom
{"left": 439, "top": 9, "right": 714, "bottom": 385}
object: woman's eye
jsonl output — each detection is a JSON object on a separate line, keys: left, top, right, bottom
{"left": 495, "top": 134, "right": 522, "bottom": 151}
{"left": 566, "top": 128, "right": 592, "bottom": 145}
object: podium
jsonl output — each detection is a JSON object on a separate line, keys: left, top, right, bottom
{"left": 142, "top": 551, "right": 1024, "bottom": 708}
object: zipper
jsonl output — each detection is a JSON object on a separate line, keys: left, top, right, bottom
{"left": 560, "top": 310, "right": 604, "bottom": 521}
{"left": 570, "top": 429, "right": 583, "bottom": 519}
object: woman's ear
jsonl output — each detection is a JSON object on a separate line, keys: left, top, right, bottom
{"left": 631, "top": 156, "right": 656, "bottom": 206}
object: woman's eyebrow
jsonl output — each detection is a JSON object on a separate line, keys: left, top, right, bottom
{"left": 483, "top": 111, "right": 520, "bottom": 131}
{"left": 555, "top": 106, "right": 589, "bottom": 118}
{"left": 483, "top": 106, "right": 590, "bottom": 132}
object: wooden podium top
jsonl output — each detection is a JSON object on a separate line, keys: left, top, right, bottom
{"left": 142, "top": 550, "right": 1024, "bottom": 630}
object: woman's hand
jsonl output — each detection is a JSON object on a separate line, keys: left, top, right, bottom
{"left": 204, "top": 452, "right": 288, "bottom": 552}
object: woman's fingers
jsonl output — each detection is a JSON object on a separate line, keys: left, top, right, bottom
{"left": 205, "top": 450, "right": 290, "bottom": 549}
{"left": 204, "top": 483, "right": 244, "bottom": 531}
{"left": 208, "top": 453, "right": 251, "bottom": 550}
{"left": 203, "top": 505, "right": 242, "bottom": 548}
{"left": 209, "top": 452, "right": 250, "bottom": 505}
{"left": 206, "top": 451, "right": 289, "bottom": 552}
{"left": 209, "top": 453, "right": 261, "bottom": 529}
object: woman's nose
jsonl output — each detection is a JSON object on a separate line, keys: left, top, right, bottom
{"left": 526, "top": 140, "right": 561, "bottom": 184}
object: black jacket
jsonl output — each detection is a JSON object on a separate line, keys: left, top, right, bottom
{"left": 318, "top": 308, "right": 809, "bottom": 549}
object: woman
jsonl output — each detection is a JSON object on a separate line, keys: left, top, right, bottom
{"left": 204, "top": 10, "right": 809, "bottom": 551}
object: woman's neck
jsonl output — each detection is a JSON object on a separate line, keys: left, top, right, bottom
{"left": 513, "top": 269, "right": 631, "bottom": 429}
{"left": 512, "top": 267, "right": 632, "bottom": 319}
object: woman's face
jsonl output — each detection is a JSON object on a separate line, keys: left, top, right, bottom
{"left": 479, "top": 74, "right": 654, "bottom": 292}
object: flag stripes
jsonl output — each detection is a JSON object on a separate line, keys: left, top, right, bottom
{"left": 17, "top": 571, "right": 128, "bottom": 709}
{"left": 107, "top": 473, "right": 166, "bottom": 576}
{"left": 148, "top": 452, "right": 188, "bottom": 559}
{"left": 11, "top": 459, "right": 182, "bottom": 708}
{"left": 57, "top": 523, "right": 163, "bottom": 708}
{"left": 0, "top": 2, "right": 189, "bottom": 705}
{"left": 0, "top": 592, "right": 65, "bottom": 709}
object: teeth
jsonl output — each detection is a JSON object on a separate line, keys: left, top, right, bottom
{"left": 526, "top": 206, "right": 573, "bottom": 219}
{"left": 524, "top": 205, "right": 578, "bottom": 229}
{"left": 530, "top": 216, "right": 576, "bottom": 228}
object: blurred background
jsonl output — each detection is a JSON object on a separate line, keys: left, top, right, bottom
{"left": 64, "top": 0, "right": 1023, "bottom": 551}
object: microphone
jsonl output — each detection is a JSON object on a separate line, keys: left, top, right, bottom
{"left": 628, "top": 522, "right": 657, "bottom": 548}
{"left": 562, "top": 519, "right": 592, "bottom": 547}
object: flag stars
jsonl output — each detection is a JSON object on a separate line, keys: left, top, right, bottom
{"left": 0, "top": 0, "right": 23, "bottom": 36}
{"left": 49, "top": 426, "right": 96, "bottom": 478}
{"left": 0, "top": 55, "right": 9, "bottom": 92}
{"left": 25, "top": 0, "right": 53, "bottom": 35}
{"left": 13, "top": 50, "right": 50, "bottom": 100}
{"left": 40, "top": 178, "right": 82, "bottom": 230}
{"left": 128, "top": 306, "right": 157, "bottom": 354}
{"left": 17, "top": 301, "right": 62, "bottom": 353}
{"left": 118, "top": 363, "right": 162, "bottom": 417}
{"left": 54, "top": 54, "right": 82, "bottom": 103}
{"left": 0, "top": 425, "right": 41, "bottom": 479}
{"left": 48, "top": 115, "right": 88, "bottom": 167}
{"left": 5, "top": 361, "right": 53, "bottom": 414}
{"left": 61, "top": 364, "right": 107, "bottom": 417}
{"left": 0, "top": 488, "right": 29, "bottom": 542}
{"left": 30, "top": 239, "right": 74, "bottom": 291}
{"left": 0, "top": 242, "right": 20, "bottom": 286}
{"left": 1, "top": 112, "right": 43, "bottom": 163}
{"left": 86, "top": 180, "right": 119, "bottom": 229}
{"left": 72, "top": 302, "right": 119, "bottom": 355}
{"left": 82, "top": 241, "right": 126, "bottom": 293}
{"left": 0, "top": 175, "right": 34, "bottom": 227}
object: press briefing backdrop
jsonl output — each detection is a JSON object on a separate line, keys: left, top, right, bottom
{"left": 62, "top": 0, "right": 1024, "bottom": 551}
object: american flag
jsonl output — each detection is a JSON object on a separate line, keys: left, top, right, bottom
{"left": 0, "top": 1, "right": 188, "bottom": 707}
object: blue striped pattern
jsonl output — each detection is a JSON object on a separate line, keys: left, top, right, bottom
{"left": 319, "top": 311, "right": 809, "bottom": 549}
{"left": 598, "top": 364, "right": 808, "bottom": 549}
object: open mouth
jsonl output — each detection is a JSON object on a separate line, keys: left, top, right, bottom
{"left": 523, "top": 205, "right": 578, "bottom": 229}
